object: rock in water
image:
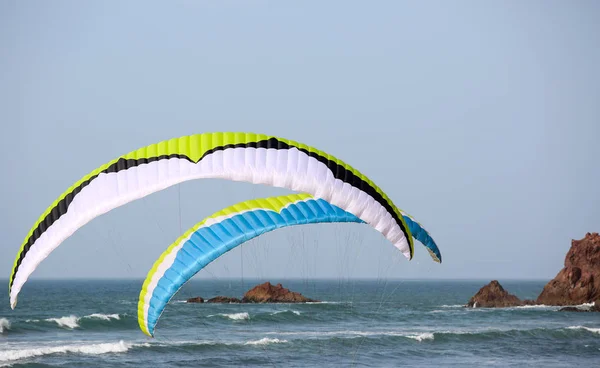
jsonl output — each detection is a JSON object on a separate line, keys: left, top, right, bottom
{"left": 186, "top": 296, "right": 204, "bottom": 303}
{"left": 467, "top": 280, "right": 523, "bottom": 308}
{"left": 206, "top": 296, "right": 241, "bottom": 303}
{"left": 558, "top": 298, "right": 600, "bottom": 312}
{"left": 242, "top": 282, "right": 318, "bottom": 303}
{"left": 537, "top": 233, "right": 600, "bottom": 305}
{"left": 559, "top": 306, "right": 584, "bottom": 312}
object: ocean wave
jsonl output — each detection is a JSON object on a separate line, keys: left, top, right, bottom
{"left": 45, "top": 313, "right": 124, "bottom": 329}
{"left": 264, "top": 329, "right": 435, "bottom": 341}
{"left": 45, "top": 315, "right": 80, "bottom": 329}
{"left": 270, "top": 310, "right": 301, "bottom": 316}
{"left": 0, "top": 340, "right": 148, "bottom": 364}
{"left": 208, "top": 310, "right": 306, "bottom": 324}
{"left": 207, "top": 312, "right": 250, "bottom": 321}
{"left": 263, "top": 325, "right": 600, "bottom": 343}
{"left": 511, "top": 304, "right": 556, "bottom": 309}
{"left": 502, "top": 303, "right": 595, "bottom": 311}
{"left": 567, "top": 326, "right": 600, "bottom": 335}
{"left": 439, "top": 304, "right": 464, "bottom": 308}
{"left": 0, "top": 318, "right": 10, "bottom": 334}
{"left": 20, "top": 313, "right": 129, "bottom": 331}
{"left": 464, "top": 302, "right": 595, "bottom": 311}
{"left": 406, "top": 332, "right": 435, "bottom": 341}
{"left": 579, "top": 302, "right": 596, "bottom": 308}
{"left": 85, "top": 313, "right": 122, "bottom": 321}
{"left": 244, "top": 337, "right": 288, "bottom": 345}
{"left": 1, "top": 337, "right": 290, "bottom": 363}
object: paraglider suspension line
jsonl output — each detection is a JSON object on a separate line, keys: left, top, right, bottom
{"left": 177, "top": 184, "right": 182, "bottom": 234}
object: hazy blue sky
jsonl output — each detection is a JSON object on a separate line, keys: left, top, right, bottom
{"left": 1, "top": 1, "right": 598, "bottom": 284}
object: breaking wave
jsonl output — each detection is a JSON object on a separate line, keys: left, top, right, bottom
{"left": 12, "top": 313, "right": 132, "bottom": 332}
{"left": 244, "top": 337, "right": 288, "bottom": 345}
{"left": 45, "top": 315, "right": 80, "bottom": 329}
{"left": 0, "top": 318, "right": 10, "bottom": 334}
{"left": 42, "top": 313, "right": 125, "bottom": 329}
{"left": 207, "top": 312, "right": 250, "bottom": 321}
{"left": 205, "top": 310, "right": 305, "bottom": 323}
{"left": 271, "top": 310, "right": 301, "bottom": 316}
{"left": 439, "top": 304, "right": 464, "bottom": 308}
{"left": 407, "top": 332, "right": 435, "bottom": 341}
{"left": 567, "top": 326, "right": 600, "bottom": 335}
{"left": 264, "top": 329, "right": 437, "bottom": 341}
{"left": 0, "top": 340, "right": 148, "bottom": 364}
{"left": 264, "top": 325, "right": 600, "bottom": 343}
{"left": 86, "top": 313, "right": 121, "bottom": 321}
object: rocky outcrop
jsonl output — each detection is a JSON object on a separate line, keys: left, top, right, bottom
{"left": 186, "top": 296, "right": 204, "bottom": 303}
{"left": 242, "top": 282, "right": 318, "bottom": 303}
{"left": 537, "top": 233, "right": 600, "bottom": 305}
{"left": 206, "top": 296, "right": 241, "bottom": 303}
{"left": 467, "top": 280, "right": 525, "bottom": 308}
{"left": 184, "top": 283, "right": 317, "bottom": 304}
{"left": 559, "top": 298, "right": 600, "bottom": 312}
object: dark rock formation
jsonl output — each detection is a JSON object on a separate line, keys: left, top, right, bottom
{"left": 559, "top": 306, "right": 583, "bottom": 312}
{"left": 183, "top": 283, "right": 317, "bottom": 304}
{"left": 559, "top": 298, "right": 600, "bottom": 312}
{"left": 186, "top": 296, "right": 204, "bottom": 303}
{"left": 467, "top": 280, "right": 524, "bottom": 308}
{"left": 242, "top": 282, "right": 318, "bottom": 303}
{"left": 206, "top": 296, "right": 241, "bottom": 303}
{"left": 537, "top": 233, "right": 600, "bottom": 305}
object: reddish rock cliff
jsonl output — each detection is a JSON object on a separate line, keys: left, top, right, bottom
{"left": 206, "top": 296, "right": 241, "bottom": 303}
{"left": 537, "top": 233, "right": 600, "bottom": 305}
{"left": 467, "top": 280, "right": 529, "bottom": 308}
{"left": 186, "top": 296, "right": 204, "bottom": 303}
{"left": 242, "top": 282, "right": 318, "bottom": 303}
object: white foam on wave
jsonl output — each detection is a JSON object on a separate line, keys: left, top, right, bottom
{"left": 244, "top": 337, "right": 288, "bottom": 346}
{"left": 41, "top": 313, "right": 122, "bottom": 329}
{"left": 149, "top": 338, "right": 287, "bottom": 348}
{"left": 271, "top": 310, "right": 301, "bottom": 316}
{"left": 439, "top": 304, "right": 464, "bottom": 308}
{"left": 407, "top": 332, "right": 434, "bottom": 341}
{"left": 45, "top": 315, "right": 80, "bottom": 329}
{"left": 84, "top": 313, "right": 121, "bottom": 321}
{"left": 567, "top": 326, "right": 600, "bottom": 334}
{"left": 503, "top": 302, "right": 594, "bottom": 311}
{"left": 265, "top": 329, "right": 435, "bottom": 341}
{"left": 208, "top": 312, "right": 250, "bottom": 320}
{"left": 0, "top": 340, "right": 148, "bottom": 363}
{"left": 512, "top": 304, "right": 555, "bottom": 309}
{"left": 0, "top": 318, "right": 10, "bottom": 334}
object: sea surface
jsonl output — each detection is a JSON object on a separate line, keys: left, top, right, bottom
{"left": 1, "top": 279, "right": 599, "bottom": 367}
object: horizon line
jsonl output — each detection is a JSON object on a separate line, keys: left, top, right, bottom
{"left": 0, "top": 277, "right": 552, "bottom": 282}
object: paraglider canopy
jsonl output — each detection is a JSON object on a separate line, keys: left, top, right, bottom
{"left": 137, "top": 193, "right": 441, "bottom": 337}
{"left": 10, "top": 132, "right": 415, "bottom": 309}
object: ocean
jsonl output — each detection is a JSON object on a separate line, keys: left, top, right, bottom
{"left": 1, "top": 279, "right": 599, "bottom": 367}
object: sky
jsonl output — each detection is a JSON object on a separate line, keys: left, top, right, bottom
{"left": 0, "top": 1, "right": 598, "bottom": 284}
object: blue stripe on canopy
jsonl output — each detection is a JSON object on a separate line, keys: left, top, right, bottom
{"left": 141, "top": 197, "right": 441, "bottom": 337}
